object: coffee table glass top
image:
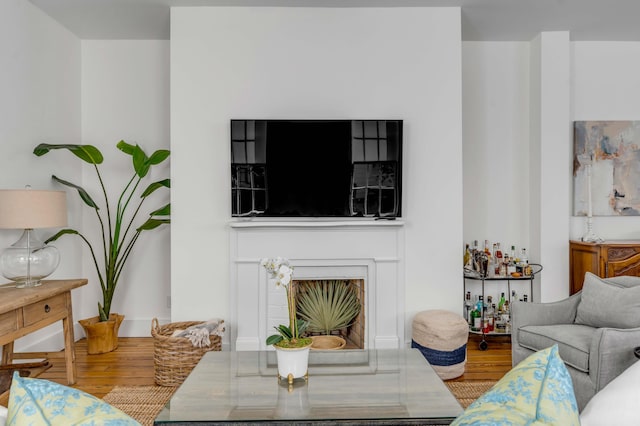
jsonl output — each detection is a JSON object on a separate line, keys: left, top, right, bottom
{"left": 154, "top": 348, "right": 463, "bottom": 425}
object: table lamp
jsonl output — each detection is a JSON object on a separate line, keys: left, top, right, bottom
{"left": 0, "top": 188, "right": 67, "bottom": 288}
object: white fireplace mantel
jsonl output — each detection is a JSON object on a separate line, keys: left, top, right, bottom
{"left": 229, "top": 219, "right": 404, "bottom": 229}
{"left": 229, "top": 220, "right": 405, "bottom": 351}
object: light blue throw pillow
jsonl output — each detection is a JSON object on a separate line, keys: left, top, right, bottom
{"left": 451, "top": 344, "right": 579, "bottom": 425}
{"left": 7, "top": 372, "right": 140, "bottom": 425}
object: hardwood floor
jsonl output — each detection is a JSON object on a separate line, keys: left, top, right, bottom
{"left": 452, "top": 333, "right": 513, "bottom": 381}
{"left": 2, "top": 333, "right": 512, "bottom": 404}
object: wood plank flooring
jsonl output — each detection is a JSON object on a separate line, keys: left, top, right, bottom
{"left": 1, "top": 333, "right": 512, "bottom": 404}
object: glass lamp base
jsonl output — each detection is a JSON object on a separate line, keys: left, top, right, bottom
{"left": 15, "top": 279, "right": 43, "bottom": 289}
{"left": 0, "top": 229, "right": 59, "bottom": 288}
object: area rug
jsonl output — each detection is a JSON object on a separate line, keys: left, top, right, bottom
{"left": 102, "top": 385, "right": 177, "bottom": 426}
{"left": 445, "top": 380, "right": 496, "bottom": 408}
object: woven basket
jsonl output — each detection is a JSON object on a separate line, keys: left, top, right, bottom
{"left": 151, "top": 318, "right": 223, "bottom": 386}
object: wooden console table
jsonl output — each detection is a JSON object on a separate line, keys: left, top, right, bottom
{"left": 0, "top": 279, "right": 87, "bottom": 384}
{"left": 569, "top": 240, "right": 640, "bottom": 294}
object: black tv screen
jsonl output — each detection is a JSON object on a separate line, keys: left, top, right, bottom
{"left": 230, "top": 119, "right": 402, "bottom": 218}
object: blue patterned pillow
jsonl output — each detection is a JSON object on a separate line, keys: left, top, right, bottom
{"left": 451, "top": 344, "right": 579, "bottom": 426}
{"left": 7, "top": 372, "right": 140, "bottom": 425}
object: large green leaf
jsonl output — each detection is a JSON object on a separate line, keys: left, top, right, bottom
{"left": 44, "top": 229, "right": 80, "bottom": 244}
{"left": 148, "top": 149, "right": 170, "bottom": 165}
{"left": 132, "top": 144, "right": 150, "bottom": 178}
{"left": 150, "top": 204, "right": 170, "bottom": 216}
{"left": 116, "top": 140, "right": 135, "bottom": 155}
{"left": 141, "top": 179, "right": 170, "bottom": 197}
{"left": 137, "top": 218, "right": 170, "bottom": 231}
{"left": 33, "top": 144, "right": 104, "bottom": 164}
{"left": 52, "top": 175, "right": 99, "bottom": 209}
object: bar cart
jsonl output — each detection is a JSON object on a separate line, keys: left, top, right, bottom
{"left": 463, "top": 264, "right": 543, "bottom": 350}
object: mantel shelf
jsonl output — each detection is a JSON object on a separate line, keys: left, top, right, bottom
{"left": 228, "top": 219, "right": 405, "bottom": 229}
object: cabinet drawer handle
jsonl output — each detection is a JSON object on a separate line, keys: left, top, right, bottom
{"left": 44, "top": 304, "right": 51, "bottom": 313}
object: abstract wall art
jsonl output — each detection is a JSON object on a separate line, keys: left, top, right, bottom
{"left": 574, "top": 121, "right": 640, "bottom": 216}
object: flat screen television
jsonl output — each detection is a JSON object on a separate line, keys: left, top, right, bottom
{"left": 230, "top": 119, "right": 402, "bottom": 218}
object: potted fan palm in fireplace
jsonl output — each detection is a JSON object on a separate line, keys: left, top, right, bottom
{"left": 296, "top": 280, "right": 361, "bottom": 350}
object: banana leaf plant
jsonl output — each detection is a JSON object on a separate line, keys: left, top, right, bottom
{"left": 33, "top": 141, "right": 170, "bottom": 322}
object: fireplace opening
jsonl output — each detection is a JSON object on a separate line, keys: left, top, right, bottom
{"left": 294, "top": 279, "right": 365, "bottom": 349}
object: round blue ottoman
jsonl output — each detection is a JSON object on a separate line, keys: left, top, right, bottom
{"left": 411, "top": 309, "right": 468, "bottom": 380}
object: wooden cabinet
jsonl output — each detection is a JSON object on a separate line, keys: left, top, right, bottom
{"left": 569, "top": 240, "right": 640, "bottom": 294}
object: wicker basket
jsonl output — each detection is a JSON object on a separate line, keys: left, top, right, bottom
{"left": 151, "top": 318, "right": 223, "bottom": 386}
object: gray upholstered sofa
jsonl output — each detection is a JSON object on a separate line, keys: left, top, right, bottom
{"left": 511, "top": 272, "right": 640, "bottom": 411}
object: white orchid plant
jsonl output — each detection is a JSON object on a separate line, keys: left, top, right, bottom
{"left": 261, "top": 257, "right": 311, "bottom": 348}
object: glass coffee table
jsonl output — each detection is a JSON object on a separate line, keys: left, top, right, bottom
{"left": 154, "top": 348, "right": 463, "bottom": 425}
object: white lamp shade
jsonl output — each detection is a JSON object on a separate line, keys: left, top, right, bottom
{"left": 0, "top": 189, "right": 67, "bottom": 229}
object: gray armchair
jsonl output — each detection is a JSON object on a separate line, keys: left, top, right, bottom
{"left": 511, "top": 272, "right": 640, "bottom": 411}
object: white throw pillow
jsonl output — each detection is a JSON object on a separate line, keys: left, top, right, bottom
{"left": 0, "top": 405, "right": 7, "bottom": 426}
{"left": 580, "top": 360, "right": 640, "bottom": 425}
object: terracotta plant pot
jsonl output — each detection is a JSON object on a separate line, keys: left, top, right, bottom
{"left": 79, "top": 313, "right": 124, "bottom": 354}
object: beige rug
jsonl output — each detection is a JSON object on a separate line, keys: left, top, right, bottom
{"left": 445, "top": 380, "right": 496, "bottom": 408}
{"left": 102, "top": 385, "right": 178, "bottom": 426}
{"left": 103, "top": 380, "right": 496, "bottom": 424}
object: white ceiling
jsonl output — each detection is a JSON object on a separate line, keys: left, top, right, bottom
{"left": 28, "top": 0, "right": 640, "bottom": 41}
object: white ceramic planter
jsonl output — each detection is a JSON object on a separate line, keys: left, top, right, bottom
{"left": 274, "top": 344, "right": 311, "bottom": 383}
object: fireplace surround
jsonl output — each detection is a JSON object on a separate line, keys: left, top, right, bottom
{"left": 229, "top": 220, "right": 405, "bottom": 351}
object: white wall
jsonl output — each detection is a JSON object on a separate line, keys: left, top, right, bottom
{"left": 171, "top": 6, "right": 463, "bottom": 343}
{"left": 0, "top": 0, "right": 82, "bottom": 350}
{"left": 80, "top": 40, "right": 171, "bottom": 335}
{"left": 530, "top": 32, "right": 571, "bottom": 302}
{"left": 462, "top": 42, "right": 530, "bottom": 254}
{"left": 570, "top": 41, "right": 640, "bottom": 240}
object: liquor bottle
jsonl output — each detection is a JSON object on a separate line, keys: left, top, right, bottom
{"left": 484, "top": 240, "right": 491, "bottom": 256}
{"left": 470, "top": 306, "right": 481, "bottom": 332}
{"left": 487, "top": 304, "right": 495, "bottom": 332}
{"left": 476, "top": 295, "right": 484, "bottom": 312}
{"left": 464, "top": 291, "right": 473, "bottom": 324}
{"left": 507, "top": 256, "right": 516, "bottom": 275}
{"left": 480, "top": 240, "right": 491, "bottom": 277}
{"left": 498, "top": 292, "right": 506, "bottom": 313}
{"left": 482, "top": 306, "right": 490, "bottom": 333}
{"left": 472, "top": 240, "right": 480, "bottom": 272}
{"left": 464, "top": 244, "right": 471, "bottom": 269}
{"left": 494, "top": 243, "right": 503, "bottom": 276}
{"left": 495, "top": 243, "right": 503, "bottom": 260}
{"left": 503, "top": 300, "right": 511, "bottom": 333}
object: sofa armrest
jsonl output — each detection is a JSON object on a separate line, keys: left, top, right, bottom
{"left": 589, "top": 327, "right": 640, "bottom": 391}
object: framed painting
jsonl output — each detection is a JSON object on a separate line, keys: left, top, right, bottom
{"left": 574, "top": 121, "right": 640, "bottom": 216}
